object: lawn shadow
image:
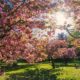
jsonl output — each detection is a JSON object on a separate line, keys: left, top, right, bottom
{"left": 7, "top": 68, "right": 58, "bottom": 80}
{"left": 54, "top": 59, "right": 80, "bottom": 68}
{"left": 4, "top": 63, "right": 35, "bottom": 72}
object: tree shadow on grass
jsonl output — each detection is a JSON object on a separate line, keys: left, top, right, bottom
{"left": 7, "top": 68, "right": 59, "bottom": 80}
{"left": 4, "top": 63, "right": 35, "bottom": 72}
{"left": 53, "top": 59, "right": 80, "bottom": 68}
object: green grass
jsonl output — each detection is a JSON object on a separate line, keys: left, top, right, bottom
{"left": 6, "top": 63, "right": 52, "bottom": 75}
{"left": 54, "top": 67, "right": 80, "bottom": 80}
{"left": 0, "top": 61, "right": 80, "bottom": 80}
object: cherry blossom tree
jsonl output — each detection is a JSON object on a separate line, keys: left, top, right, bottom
{"left": 47, "top": 40, "right": 76, "bottom": 67}
{"left": 0, "top": 0, "right": 51, "bottom": 65}
{"left": 0, "top": 0, "right": 80, "bottom": 69}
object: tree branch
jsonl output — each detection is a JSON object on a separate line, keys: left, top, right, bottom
{"left": 65, "top": 27, "right": 80, "bottom": 39}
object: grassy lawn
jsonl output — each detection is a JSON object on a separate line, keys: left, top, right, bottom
{"left": 0, "top": 61, "right": 80, "bottom": 80}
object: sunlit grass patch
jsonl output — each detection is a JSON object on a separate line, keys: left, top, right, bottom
{"left": 56, "top": 67, "right": 80, "bottom": 80}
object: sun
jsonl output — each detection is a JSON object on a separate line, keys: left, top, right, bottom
{"left": 55, "top": 11, "right": 67, "bottom": 26}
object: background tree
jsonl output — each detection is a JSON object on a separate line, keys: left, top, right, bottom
{"left": 47, "top": 40, "right": 76, "bottom": 67}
